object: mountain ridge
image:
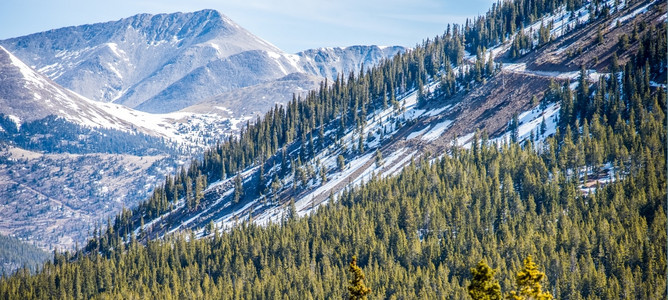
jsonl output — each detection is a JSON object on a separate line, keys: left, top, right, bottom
{"left": 1, "top": 10, "right": 405, "bottom": 114}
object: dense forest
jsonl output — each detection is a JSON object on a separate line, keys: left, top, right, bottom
{"left": 0, "top": 15, "right": 664, "bottom": 297}
{"left": 0, "top": 114, "right": 178, "bottom": 156}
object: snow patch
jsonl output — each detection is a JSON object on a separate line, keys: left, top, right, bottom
{"left": 106, "top": 63, "right": 123, "bottom": 79}
{"left": 425, "top": 104, "right": 452, "bottom": 117}
{"left": 407, "top": 126, "right": 430, "bottom": 140}
{"left": 609, "top": 1, "right": 656, "bottom": 30}
{"left": 421, "top": 119, "right": 453, "bottom": 142}
{"left": 492, "top": 102, "right": 560, "bottom": 145}
{"left": 7, "top": 115, "right": 21, "bottom": 130}
{"left": 457, "top": 132, "right": 476, "bottom": 149}
{"left": 381, "top": 150, "right": 417, "bottom": 178}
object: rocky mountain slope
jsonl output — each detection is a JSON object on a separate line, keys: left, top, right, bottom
{"left": 298, "top": 45, "right": 406, "bottom": 80}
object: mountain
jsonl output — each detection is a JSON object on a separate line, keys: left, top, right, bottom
{"left": 0, "top": 0, "right": 665, "bottom": 297}
{"left": 0, "top": 12, "right": 404, "bottom": 255}
{"left": 0, "top": 233, "right": 48, "bottom": 275}
{"left": 181, "top": 72, "right": 323, "bottom": 117}
{"left": 0, "top": 46, "right": 246, "bottom": 253}
{"left": 297, "top": 45, "right": 406, "bottom": 79}
{"left": 89, "top": 0, "right": 664, "bottom": 270}
{"left": 1, "top": 10, "right": 405, "bottom": 114}
{"left": 0, "top": 45, "right": 139, "bottom": 130}
{"left": 0, "top": 45, "right": 223, "bottom": 142}
{"left": 0, "top": 10, "right": 289, "bottom": 109}
{"left": 0, "top": 45, "right": 177, "bottom": 251}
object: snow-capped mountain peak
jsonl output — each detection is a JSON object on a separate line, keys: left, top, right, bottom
{"left": 1, "top": 11, "right": 405, "bottom": 114}
{"left": 0, "top": 10, "right": 288, "bottom": 110}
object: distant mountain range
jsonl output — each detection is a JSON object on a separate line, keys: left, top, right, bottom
{"left": 1, "top": 9, "right": 404, "bottom": 114}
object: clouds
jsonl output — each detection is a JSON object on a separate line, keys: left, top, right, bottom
{"left": 0, "top": 0, "right": 495, "bottom": 53}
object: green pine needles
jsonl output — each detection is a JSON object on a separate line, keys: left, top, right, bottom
{"left": 348, "top": 256, "right": 372, "bottom": 300}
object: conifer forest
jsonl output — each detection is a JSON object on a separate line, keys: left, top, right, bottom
{"left": 0, "top": 0, "right": 665, "bottom": 298}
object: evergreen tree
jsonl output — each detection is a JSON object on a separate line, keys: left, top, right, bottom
{"left": 468, "top": 260, "right": 502, "bottom": 300}
{"left": 507, "top": 256, "right": 553, "bottom": 300}
{"left": 348, "top": 256, "right": 371, "bottom": 300}
{"left": 233, "top": 173, "right": 244, "bottom": 204}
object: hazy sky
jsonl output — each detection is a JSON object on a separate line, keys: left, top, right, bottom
{"left": 1, "top": 0, "right": 495, "bottom": 53}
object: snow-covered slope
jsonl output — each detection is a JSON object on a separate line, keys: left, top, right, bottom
{"left": 297, "top": 46, "right": 406, "bottom": 80}
{"left": 182, "top": 72, "right": 323, "bottom": 117}
{"left": 0, "top": 10, "right": 293, "bottom": 112}
{"left": 0, "top": 45, "right": 240, "bottom": 147}
{"left": 0, "top": 45, "right": 141, "bottom": 130}
{"left": 1, "top": 10, "right": 404, "bottom": 114}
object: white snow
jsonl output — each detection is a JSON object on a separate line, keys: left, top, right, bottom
{"left": 381, "top": 150, "right": 417, "bottom": 178}
{"left": 295, "top": 152, "right": 374, "bottom": 214}
{"left": 503, "top": 63, "right": 605, "bottom": 82}
{"left": 493, "top": 102, "right": 560, "bottom": 145}
{"left": 211, "top": 194, "right": 256, "bottom": 231}
{"left": 106, "top": 63, "right": 123, "bottom": 79}
{"left": 106, "top": 43, "right": 126, "bottom": 59}
{"left": 407, "top": 126, "right": 430, "bottom": 140}
{"left": 650, "top": 81, "right": 666, "bottom": 88}
{"left": 580, "top": 162, "right": 617, "bottom": 195}
{"left": 457, "top": 132, "right": 476, "bottom": 149}
{"left": 209, "top": 42, "right": 221, "bottom": 52}
{"left": 425, "top": 104, "right": 452, "bottom": 117}
{"left": 7, "top": 115, "right": 21, "bottom": 130}
{"left": 609, "top": 1, "right": 656, "bottom": 30}
{"left": 4, "top": 46, "right": 45, "bottom": 88}
{"left": 421, "top": 119, "right": 453, "bottom": 142}
{"left": 214, "top": 106, "right": 234, "bottom": 114}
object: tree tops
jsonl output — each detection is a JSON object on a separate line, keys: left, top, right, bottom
{"left": 469, "top": 257, "right": 553, "bottom": 300}
{"left": 507, "top": 256, "right": 553, "bottom": 300}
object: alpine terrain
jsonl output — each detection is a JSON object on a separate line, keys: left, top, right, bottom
{"left": 0, "top": 0, "right": 665, "bottom": 298}
{"left": 0, "top": 10, "right": 402, "bottom": 263}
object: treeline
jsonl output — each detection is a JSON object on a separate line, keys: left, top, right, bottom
{"left": 0, "top": 22, "right": 664, "bottom": 298}
{"left": 99, "top": 0, "right": 591, "bottom": 248}
{"left": 0, "top": 114, "right": 178, "bottom": 156}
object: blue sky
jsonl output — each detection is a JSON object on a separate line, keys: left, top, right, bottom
{"left": 1, "top": 0, "right": 495, "bottom": 53}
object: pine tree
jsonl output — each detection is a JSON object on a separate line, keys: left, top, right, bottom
{"left": 510, "top": 113, "right": 520, "bottom": 143}
{"left": 348, "top": 256, "right": 371, "bottom": 300}
{"left": 233, "top": 173, "right": 244, "bottom": 204}
{"left": 185, "top": 176, "right": 194, "bottom": 210}
{"left": 468, "top": 260, "right": 502, "bottom": 300}
{"left": 507, "top": 256, "right": 553, "bottom": 300}
{"left": 375, "top": 149, "right": 383, "bottom": 166}
{"left": 194, "top": 174, "right": 205, "bottom": 210}
{"left": 285, "top": 199, "right": 297, "bottom": 222}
